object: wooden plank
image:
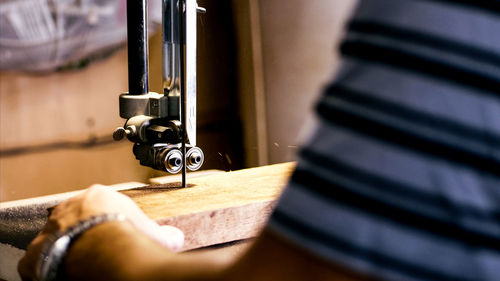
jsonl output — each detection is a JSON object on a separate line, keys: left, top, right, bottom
{"left": 149, "top": 169, "right": 224, "bottom": 184}
{"left": 0, "top": 163, "right": 293, "bottom": 280}
{"left": 0, "top": 181, "right": 147, "bottom": 243}
{"left": 123, "top": 162, "right": 295, "bottom": 250}
{"left": 0, "top": 163, "right": 294, "bottom": 253}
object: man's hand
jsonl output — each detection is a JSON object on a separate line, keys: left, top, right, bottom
{"left": 18, "top": 185, "right": 184, "bottom": 281}
{"left": 17, "top": 185, "right": 354, "bottom": 281}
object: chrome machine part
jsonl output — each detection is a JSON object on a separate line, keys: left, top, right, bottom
{"left": 186, "top": 146, "right": 204, "bottom": 171}
{"left": 178, "top": 0, "right": 187, "bottom": 185}
{"left": 114, "top": 118, "right": 183, "bottom": 145}
{"left": 185, "top": 0, "right": 198, "bottom": 147}
{"left": 178, "top": 0, "right": 204, "bottom": 186}
{"left": 113, "top": 0, "right": 205, "bottom": 179}
{"left": 119, "top": 92, "right": 170, "bottom": 119}
{"left": 113, "top": 115, "right": 152, "bottom": 143}
{"left": 161, "top": 148, "right": 183, "bottom": 173}
{"left": 112, "top": 126, "right": 136, "bottom": 141}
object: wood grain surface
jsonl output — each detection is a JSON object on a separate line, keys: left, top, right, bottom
{"left": 0, "top": 163, "right": 294, "bottom": 252}
{"left": 123, "top": 162, "right": 295, "bottom": 250}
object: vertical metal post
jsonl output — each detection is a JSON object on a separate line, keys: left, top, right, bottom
{"left": 163, "top": 0, "right": 180, "bottom": 94}
{"left": 179, "top": 0, "right": 187, "bottom": 187}
{"left": 127, "top": 0, "right": 149, "bottom": 95}
{"left": 185, "top": 0, "right": 197, "bottom": 146}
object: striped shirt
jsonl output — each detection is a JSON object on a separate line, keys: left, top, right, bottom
{"left": 268, "top": 1, "right": 500, "bottom": 280}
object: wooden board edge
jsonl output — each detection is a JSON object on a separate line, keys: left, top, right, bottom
{"left": 156, "top": 199, "right": 278, "bottom": 251}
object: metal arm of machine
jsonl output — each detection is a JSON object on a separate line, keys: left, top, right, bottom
{"left": 113, "top": 0, "right": 205, "bottom": 187}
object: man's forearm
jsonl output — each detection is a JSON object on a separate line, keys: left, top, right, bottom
{"left": 63, "top": 221, "right": 226, "bottom": 281}
{"left": 60, "top": 216, "right": 368, "bottom": 281}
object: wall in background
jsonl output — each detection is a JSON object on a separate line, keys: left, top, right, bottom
{"left": 259, "top": 0, "right": 357, "bottom": 164}
{"left": 232, "top": 0, "right": 357, "bottom": 167}
{"left": 0, "top": 49, "right": 151, "bottom": 201}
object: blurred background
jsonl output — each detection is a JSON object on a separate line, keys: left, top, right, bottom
{"left": 0, "top": 0, "right": 356, "bottom": 201}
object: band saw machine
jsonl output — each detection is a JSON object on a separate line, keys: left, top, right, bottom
{"left": 113, "top": 0, "right": 206, "bottom": 187}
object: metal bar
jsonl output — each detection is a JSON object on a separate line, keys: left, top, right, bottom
{"left": 179, "top": 0, "right": 187, "bottom": 187}
{"left": 127, "top": 0, "right": 149, "bottom": 95}
{"left": 162, "top": 0, "right": 180, "bottom": 94}
{"left": 185, "top": 0, "right": 197, "bottom": 146}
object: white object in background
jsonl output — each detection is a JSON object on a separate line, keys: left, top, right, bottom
{"left": 0, "top": 0, "right": 161, "bottom": 72}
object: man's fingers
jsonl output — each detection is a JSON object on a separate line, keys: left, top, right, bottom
{"left": 18, "top": 232, "right": 52, "bottom": 280}
{"left": 135, "top": 221, "right": 185, "bottom": 251}
{"left": 18, "top": 254, "right": 32, "bottom": 281}
{"left": 158, "top": 225, "right": 185, "bottom": 251}
{"left": 76, "top": 186, "right": 186, "bottom": 249}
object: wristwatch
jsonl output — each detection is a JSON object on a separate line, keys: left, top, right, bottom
{"left": 36, "top": 213, "right": 127, "bottom": 281}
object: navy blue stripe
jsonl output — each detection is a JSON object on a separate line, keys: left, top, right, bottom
{"left": 300, "top": 148, "right": 500, "bottom": 224}
{"left": 325, "top": 84, "right": 500, "bottom": 148}
{"left": 347, "top": 20, "right": 500, "bottom": 69}
{"left": 419, "top": 0, "right": 500, "bottom": 16}
{"left": 291, "top": 168, "right": 500, "bottom": 252}
{"left": 316, "top": 99, "right": 500, "bottom": 177}
{"left": 272, "top": 209, "right": 475, "bottom": 281}
{"left": 340, "top": 40, "right": 500, "bottom": 98}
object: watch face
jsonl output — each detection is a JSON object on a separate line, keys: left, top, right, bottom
{"left": 36, "top": 214, "right": 126, "bottom": 281}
